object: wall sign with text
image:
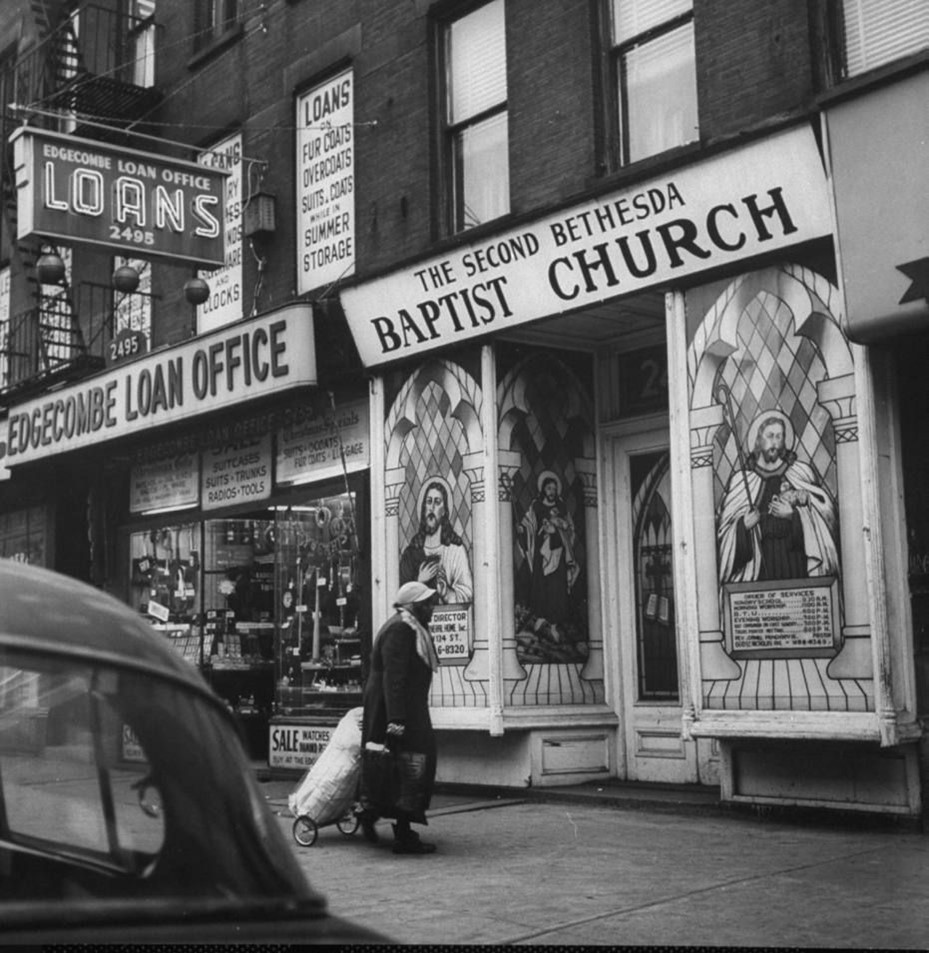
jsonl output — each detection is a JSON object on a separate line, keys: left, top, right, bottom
{"left": 276, "top": 397, "right": 369, "bottom": 485}
{"left": 201, "top": 434, "right": 272, "bottom": 510}
{"left": 197, "top": 132, "right": 244, "bottom": 333}
{"left": 296, "top": 69, "right": 355, "bottom": 294}
{"left": 269, "top": 722, "right": 334, "bottom": 770}
{"left": 130, "top": 453, "right": 199, "bottom": 514}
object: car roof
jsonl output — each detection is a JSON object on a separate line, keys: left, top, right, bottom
{"left": 0, "top": 560, "right": 217, "bottom": 699}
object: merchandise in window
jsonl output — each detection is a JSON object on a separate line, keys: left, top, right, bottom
{"left": 126, "top": 490, "right": 364, "bottom": 726}
{"left": 0, "top": 506, "right": 48, "bottom": 567}
{"left": 610, "top": 0, "right": 698, "bottom": 166}
{"left": 273, "top": 496, "right": 364, "bottom": 718}
{"left": 444, "top": 0, "right": 510, "bottom": 232}
{"left": 129, "top": 523, "right": 203, "bottom": 663}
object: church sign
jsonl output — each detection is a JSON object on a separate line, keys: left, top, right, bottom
{"left": 340, "top": 125, "right": 832, "bottom": 368}
{"left": 429, "top": 606, "right": 471, "bottom": 664}
{"left": 724, "top": 578, "right": 840, "bottom": 659}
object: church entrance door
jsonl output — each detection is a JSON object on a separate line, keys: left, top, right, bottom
{"left": 606, "top": 423, "right": 698, "bottom": 784}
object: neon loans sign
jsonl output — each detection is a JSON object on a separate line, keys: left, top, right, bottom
{"left": 11, "top": 127, "right": 228, "bottom": 267}
{"left": 340, "top": 126, "right": 834, "bottom": 367}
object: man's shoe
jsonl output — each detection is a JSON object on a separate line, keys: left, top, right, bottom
{"left": 391, "top": 825, "right": 435, "bottom": 854}
{"left": 392, "top": 837, "right": 436, "bottom": 855}
{"left": 359, "top": 813, "right": 380, "bottom": 844}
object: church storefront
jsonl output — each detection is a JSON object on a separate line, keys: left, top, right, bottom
{"left": 338, "top": 120, "right": 922, "bottom": 813}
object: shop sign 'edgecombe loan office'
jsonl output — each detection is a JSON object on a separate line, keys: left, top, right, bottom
{"left": 339, "top": 120, "right": 921, "bottom": 814}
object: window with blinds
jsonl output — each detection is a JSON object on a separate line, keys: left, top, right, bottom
{"left": 609, "top": 0, "right": 698, "bottom": 166}
{"left": 444, "top": 0, "right": 509, "bottom": 232}
{"left": 842, "top": 0, "right": 929, "bottom": 76}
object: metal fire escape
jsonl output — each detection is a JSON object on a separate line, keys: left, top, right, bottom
{"left": 0, "top": 3, "right": 162, "bottom": 400}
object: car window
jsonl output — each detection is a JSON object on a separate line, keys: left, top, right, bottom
{"left": 0, "top": 659, "right": 165, "bottom": 871}
{"left": 0, "top": 646, "right": 310, "bottom": 904}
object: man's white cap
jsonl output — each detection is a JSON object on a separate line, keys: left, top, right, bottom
{"left": 394, "top": 581, "right": 435, "bottom": 607}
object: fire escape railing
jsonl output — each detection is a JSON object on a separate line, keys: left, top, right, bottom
{"left": 0, "top": 4, "right": 162, "bottom": 401}
{"left": 0, "top": 280, "right": 159, "bottom": 399}
{"left": 13, "top": 4, "right": 160, "bottom": 125}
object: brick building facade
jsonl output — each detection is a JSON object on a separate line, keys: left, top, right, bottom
{"left": 2, "top": 0, "right": 928, "bottom": 819}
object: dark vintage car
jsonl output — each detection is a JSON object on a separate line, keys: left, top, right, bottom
{"left": 0, "top": 559, "right": 385, "bottom": 945}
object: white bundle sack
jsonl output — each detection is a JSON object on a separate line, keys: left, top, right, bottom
{"left": 287, "top": 707, "right": 363, "bottom": 822}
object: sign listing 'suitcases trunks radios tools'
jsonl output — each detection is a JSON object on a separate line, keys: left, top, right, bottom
{"left": 12, "top": 127, "right": 229, "bottom": 267}
{"left": 126, "top": 400, "right": 371, "bottom": 514}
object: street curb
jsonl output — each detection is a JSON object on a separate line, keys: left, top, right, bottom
{"left": 258, "top": 772, "right": 925, "bottom": 833}
{"left": 433, "top": 782, "right": 926, "bottom": 832}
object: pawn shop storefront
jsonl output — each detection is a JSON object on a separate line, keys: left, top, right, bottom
{"left": 1, "top": 302, "right": 373, "bottom": 764}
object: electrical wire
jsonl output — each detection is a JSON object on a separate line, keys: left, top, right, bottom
{"left": 10, "top": 103, "right": 270, "bottom": 165}
{"left": 11, "top": 0, "right": 376, "bottom": 147}
{"left": 11, "top": 102, "right": 377, "bottom": 140}
{"left": 18, "top": 2, "right": 269, "bottom": 118}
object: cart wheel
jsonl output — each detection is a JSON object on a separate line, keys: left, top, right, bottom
{"left": 292, "top": 815, "right": 318, "bottom": 847}
{"left": 337, "top": 811, "right": 361, "bottom": 836}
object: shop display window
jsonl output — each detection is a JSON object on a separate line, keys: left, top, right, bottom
{"left": 129, "top": 523, "right": 202, "bottom": 663}
{"left": 0, "top": 506, "right": 49, "bottom": 567}
{"left": 272, "top": 495, "right": 364, "bottom": 717}
{"left": 126, "top": 489, "right": 364, "bottom": 729}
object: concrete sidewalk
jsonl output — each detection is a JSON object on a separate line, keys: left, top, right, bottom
{"left": 261, "top": 775, "right": 929, "bottom": 947}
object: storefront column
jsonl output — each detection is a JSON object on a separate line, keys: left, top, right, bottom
{"left": 497, "top": 450, "right": 527, "bottom": 683}
{"left": 463, "top": 345, "right": 504, "bottom": 733}
{"left": 690, "top": 403, "right": 741, "bottom": 680}
{"left": 462, "top": 452, "right": 489, "bottom": 689}
{"left": 383, "top": 466, "right": 406, "bottom": 616}
{"left": 577, "top": 458, "right": 604, "bottom": 681}
{"left": 820, "top": 374, "right": 873, "bottom": 680}
{"left": 370, "top": 377, "right": 391, "bottom": 624}
{"left": 462, "top": 451, "right": 502, "bottom": 730}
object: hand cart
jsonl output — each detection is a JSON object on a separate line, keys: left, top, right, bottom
{"left": 288, "top": 707, "right": 363, "bottom": 847}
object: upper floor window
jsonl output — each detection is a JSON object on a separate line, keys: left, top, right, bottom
{"left": 609, "top": 0, "right": 698, "bottom": 166}
{"left": 195, "top": 0, "right": 238, "bottom": 52}
{"left": 840, "top": 0, "right": 929, "bottom": 77}
{"left": 443, "top": 0, "right": 509, "bottom": 232}
{"left": 129, "top": 0, "right": 157, "bottom": 87}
